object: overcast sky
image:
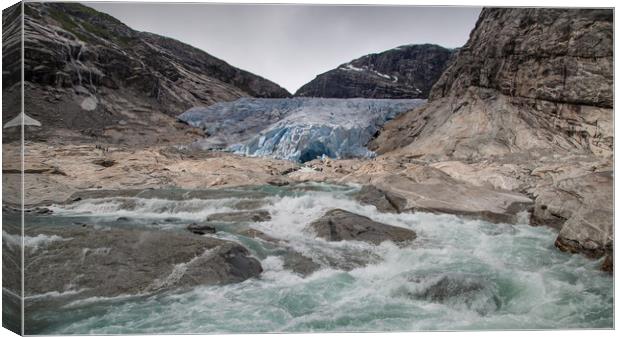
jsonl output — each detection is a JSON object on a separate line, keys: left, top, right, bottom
{"left": 86, "top": 2, "right": 481, "bottom": 93}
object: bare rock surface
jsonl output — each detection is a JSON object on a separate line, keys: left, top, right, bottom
{"left": 5, "top": 2, "right": 289, "bottom": 145}
{"left": 22, "top": 225, "right": 262, "bottom": 300}
{"left": 295, "top": 44, "right": 453, "bottom": 99}
{"left": 206, "top": 210, "right": 271, "bottom": 223}
{"left": 309, "top": 209, "right": 416, "bottom": 245}
{"left": 367, "top": 8, "right": 613, "bottom": 268}
{"left": 340, "top": 159, "right": 533, "bottom": 224}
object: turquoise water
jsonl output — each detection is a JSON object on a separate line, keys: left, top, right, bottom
{"left": 24, "top": 184, "right": 613, "bottom": 333}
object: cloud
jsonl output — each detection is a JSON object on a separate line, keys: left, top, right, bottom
{"left": 87, "top": 3, "right": 480, "bottom": 93}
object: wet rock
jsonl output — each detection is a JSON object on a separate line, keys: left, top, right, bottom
{"left": 187, "top": 223, "right": 217, "bottom": 235}
{"left": 309, "top": 209, "right": 416, "bottom": 245}
{"left": 354, "top": 185, "right": 407, "bottom": 213}
{"left": 207, "top": 210, "right": 271, "bottom": 223}
{"left": 538, "top": 172, "right": 613, "bottom": 259}
{"left": 238, "top": 228, "right": 278, "bottom": 243}
{"left": 407, "top": 273, "right": 501, "bottom": 315}
{"left": 282, "top": 251, "right": 321, "bottom": 276}
{"left": 23, "top": 226, "right": 262, "bottom": 300}
{"left": 233, "top": 199, "right": 268, "bottom": 210}
{"left": 343, "top": 162, "right": 533, "bottom": 224}
{"left": 601, "top": 254, "right": 613, "bottom": 274}
{"left": 236, "top": 228, "right": 320, "bottom": 276}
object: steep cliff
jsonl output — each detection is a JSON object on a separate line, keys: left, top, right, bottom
{"left": 4, "top": 2, "right": 290, "bottom": 144}
{"left": 295, "top": 44, "right": 453, "bottom": 99}
{"left": 371, "top": 8, "right": 612, "bottom": 159}
{"left": 369, "top": 8, "right": 613, "bottom": 269}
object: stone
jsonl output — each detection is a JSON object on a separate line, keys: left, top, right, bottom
{"left": 187, "top": 223, "right": 217, "bottom": 235}
{"left": 282, "top": 251, "right": 321, "bottom": 276}
{"left": 207, "top": 210, "right": 271, "bottom": 223}
{"left": 23, "top": 226, "right": 262, "bottom": 300}
{"left": 354, "top": 185, "right": 407, "bottom": 213}
{"left": 533, "top": 171, "right": 613, "bottom": 259}
{"left": 408, "top": 273, "right": 501, "bottom": 315}
{"left": 309, "top": 209, "right": 416, "bottom": 245}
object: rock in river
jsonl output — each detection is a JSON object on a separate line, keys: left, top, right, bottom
{"left": 187, "top": 222, "right": 217, "bottom": 235}
{"left": 207, "top": 210, "right": 271, "bottom": 223}
{"left": 24, "top": 226, "right": 262, "bottom": 301}
{"left": 309, "top": 209, "right": 416, "bottom": 245}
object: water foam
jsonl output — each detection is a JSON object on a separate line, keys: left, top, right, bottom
{"left": 30, "top": 186, "right": 613, "bottom": 333}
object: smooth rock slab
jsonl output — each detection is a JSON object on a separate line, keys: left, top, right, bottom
{"left": 206, "top": 210, "right": 271, "bottom": 223}
{"left": 354, "top": 185, "right": 408, "bottom": 213}
{"left": 309, "top": 208, "right": 416, "bottom": 245}
{"left": 23, "top": 226, "right": 262, "bottom": 300}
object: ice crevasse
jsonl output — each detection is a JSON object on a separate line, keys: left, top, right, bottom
{"left": 178, "top": 97, "right": 425, "bottom": 162}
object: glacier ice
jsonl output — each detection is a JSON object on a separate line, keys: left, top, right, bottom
{"left": 178, "top": 97, "right": 424, "bottom": 162}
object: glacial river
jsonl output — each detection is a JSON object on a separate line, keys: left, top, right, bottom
{"left": 15, "top": 184, "right": 614, "bottom": 333}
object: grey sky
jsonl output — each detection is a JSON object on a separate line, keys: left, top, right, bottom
{"left": 86, "top": 2, "right": 481, "bottom": 93}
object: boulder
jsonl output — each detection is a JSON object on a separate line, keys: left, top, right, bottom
{"left": 531, "top": 172, "right": 613, "bottom": 260}
{"left": 354, "top": 185, "right": 407, "bottom": 213}
{"left": 187, "top": 223, "right": 217, "bottom": 235}
{"left": 237, "top": 228, "right": 321, "bottom": 276}
{"left": 23, "top": 226, "right": 262, "bottom": 300}
{"left": 309, "top": 209, "right": 416, "bottom": 245}
{"left": 407, "top": 273, "right": 501, "bottom": 315}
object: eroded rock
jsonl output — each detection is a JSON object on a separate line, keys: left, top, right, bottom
{"left": 187, "top": 223, "right": 217, "bottom": 235}
{"left": 309, "top": 209, "right": 416, "bottom": 245}
{"left": 23, "top": 226, "right": 262, "bottom": 300}
{"left": 354, "top": 185, "right": 407, "bottom": 213}
{"left": 207, "top": 210, "right": 271, "bottom": 223}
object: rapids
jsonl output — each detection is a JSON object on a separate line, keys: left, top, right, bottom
{"left": 20, "top": 184, "right": 613, "bottom": 333}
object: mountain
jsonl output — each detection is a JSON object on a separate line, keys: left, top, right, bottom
{"left": 3, "top": 2, "right": 290, "bottom": 144}
{"left": 295, "top": 44, "right": 454, "bottom": 99}
{"left": 370, "top": 9, "right": 613, "bottom": 159}
{"left": 368, "top": 8, "right": 613, "bottom": 267}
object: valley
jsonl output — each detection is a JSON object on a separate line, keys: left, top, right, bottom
{"left": 1, "top": 2, "right": 614, "bottom": 334}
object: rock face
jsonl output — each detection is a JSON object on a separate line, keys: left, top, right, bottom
{"left": 5, "top": 2, "right": 289, "bottom": 144}
{"left": 354, "top": 185, "right": 408, "bottom": 213}
{"left": 23, "top": 225, "right": 262, "bottom": 299}
{"left": 369, "top": 9, "right": 613, "bottom": 267}
{"left": 372, "top": 9, "right": 613, "bottom": 160}
{"left": 295, "top": 44, "right": 453, "bottom": 99}
{"left": 309, "top": 209, "right": 416, "bottom": 245}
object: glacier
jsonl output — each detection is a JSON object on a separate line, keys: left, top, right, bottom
{"left": 178, "top": 97, "right": 425, "bottom": 162}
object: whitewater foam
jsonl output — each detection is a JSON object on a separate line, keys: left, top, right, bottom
{"left": 28, "top": 185, "right": 613, "bottom": 333}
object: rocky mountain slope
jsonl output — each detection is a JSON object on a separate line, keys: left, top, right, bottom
{"left": 295, "top": 44, "right": 453, "bottom": 99}
{"left": 369, "top": 8, "right": 613, "bottom": 269}
{"left": 3, "top": 2, "right": 289, "bottom": 144}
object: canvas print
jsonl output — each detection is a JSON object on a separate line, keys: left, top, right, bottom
{"left": 1, "top": 1, "right": 614, "bottom": 334}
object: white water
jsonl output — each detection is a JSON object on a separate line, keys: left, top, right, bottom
{"left": 31, "top": 185, "right": 613, "bottom": 333}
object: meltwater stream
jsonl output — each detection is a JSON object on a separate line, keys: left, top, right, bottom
{"left": 24, "top": 184, "right": 612, "bottom": 333}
